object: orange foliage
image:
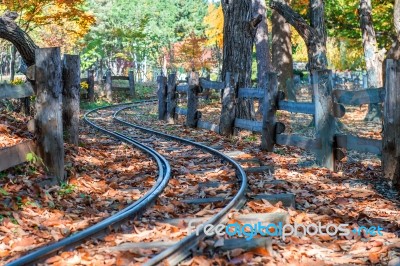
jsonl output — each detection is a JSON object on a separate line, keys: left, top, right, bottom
{"left": 175, "top": 33, "right": 216, "bottom": 71}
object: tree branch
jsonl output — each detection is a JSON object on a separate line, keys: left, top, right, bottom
{"left": 269, "top": 0, "right": 317, "bottom": 45}
{"left": 250, "top": 14, "right": 263, "bottom": 29}
{"left": 0, "top": 11, "right": 38, "bottom": 66}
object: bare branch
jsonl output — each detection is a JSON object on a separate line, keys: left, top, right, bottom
{"left": 0, "top": 11, "right": 38, "bottom": 66}
{"left": 269, "top": 0, "right": 317, "bottom": 45}
{"left": 250, "top": 14, "right": 263, "bottom": 29}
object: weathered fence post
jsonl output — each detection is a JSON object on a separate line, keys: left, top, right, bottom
{"left": 157, "top": 75, "right": 167, "bottom": 120}
{"left": 187, "top": 72, "right": 200, "bottom": 128}
{"left": 105, "top": 69, "right": 112, "bottom": 101}
{"left": 204, "top": 73, "right": 211, "bottom": 100}
{"left": 313, "top": 69, "right": 335, "bottom": 170}
{"left": 166, "top": 73, "right": 177, "bottom": 124}
{"left": 87, "top": 69, "right": 95, "bottom": 102}
{"left": 129, "top": 70, "right": 135, "bottom": 98}
{"left": 219, "top": 72, "right": 238, "bottom": 136}
{"left": 62, "top": 54, "right": 80, "bottom": 146}
{"left": 362, "top": 72, "right": 368, "bottom": 89}
{"left": 261, "top": 72, "right": 278, "bottom": 151}
{"left": 35, "top": 47, "right": 64, "bottom": 182}
{"left": 22, "top": 97, "right": 30, "bottom": 115}
{"left": 383, "top": 59, "right": 400, "bottom": 188}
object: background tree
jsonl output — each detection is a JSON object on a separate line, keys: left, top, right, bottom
{"left": 221, "top": 0, "right": 261, "bottom": 120}
{"left": 359, "top": 0, "right": 385, "bottom": 121}
{"left": 270, "top": 0, "right": 328, "bottom": 73}
{"left": 81, "top": 0, "right": 207, "bottom": 78}
{"left": 253, "top": 0, "right": 271, "bottom": 91}
{"left": 384, "top": 0, "right": 400, "bottom": 67}
{"left": 175, "top": 33, "right": 214, "bottom": 72}
{"left": 271, "top": 0, "right": 294, "bottom": 100}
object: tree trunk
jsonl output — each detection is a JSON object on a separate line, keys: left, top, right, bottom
{"left": 253, "top": 0, "right": 272, "bottom": 111}
{"left": 87, "top": 69, "right": 95, "bottom": 102}
{"left": 308, "top": 0, "right": 328, "bottom": 71}
{"left": 0, "top": 12, "right": 37, "bottom": 67}
{"left": 271, "top": 0, "right": 294, "bottom": 100}
{"left": 35, "top": 48, "right": 64, "bottom": 183}
{"left": 359, "top": 0, "right": 383, "bottom": 122}
{"left": 383, "top": 0, "right": 400, "bottom": 82}
{"left": 128, "top": 70, "right": 135, "bottom": 98}
{"left": 10, "top": 45, "right": 16, "bottom": 81}
{"left": 221, "top": 0, "right": 259, "bottom": 120}
{"left": 62, "top": 55, "right": 80, "bottom": 146}
{"left": 270, "top": 0, "right": 327, "bottom": 72}
{"left": 253, "top": 0, "right": 271, "bottom": 87}
{"left": 104, "top": 69, "right": 112, "bottom": 101}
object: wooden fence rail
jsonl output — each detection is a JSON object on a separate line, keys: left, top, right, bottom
{"left": 157, "top": 67, "right": 390, "bottom": 172}
{"left": 0, "top": 83, "right": 34, "bottom": 99}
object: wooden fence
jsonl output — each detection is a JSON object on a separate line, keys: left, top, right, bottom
{"left": 81, "top": 69, "right": 136, "bottom": 100}
{"left": 157, "top": 66, "right": 396, "bottom": 172}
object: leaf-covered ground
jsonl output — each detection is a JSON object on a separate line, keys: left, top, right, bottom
{"left": 0, "top": 109, "right": 33, "bottom": 149}
{"left": 116, "top": 101, "right": 400, "bottom": 265}
{"left": 0, "top": 118, "right": 158, "bottom": 264}
{"left": 1, "top": 87, "right": 399, "bottom": 265}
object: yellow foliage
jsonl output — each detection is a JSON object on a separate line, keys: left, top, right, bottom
{"left": 10, "top": 77, "right": 24, "bottom": 85}
{"left": 80, "top": 81, "right": 89, "bottom": 90}
{"left": 327, "top": 38, "right": 364, "bottom": 70}
{"left": 291, "top": 26, "right": 308, "bottom": 62}
{"left": 204, "top": 3, "right": 223, "bottom": 48}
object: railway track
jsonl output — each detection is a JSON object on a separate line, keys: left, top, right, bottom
{"left": 6, "top": 101, "right": 170, "bottom": 266}
{"left": 7, "top": 100, "right": 252, "bottom": 265}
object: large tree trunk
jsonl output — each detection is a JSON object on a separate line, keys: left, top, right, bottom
{"left": 253, "top": 0, "right": 272, "bottom": 111}
{"left": 0, "top": 11, "right": 37, "bottom": 67}
{"left": 222, "top": 0, "right": 260, "bottom": 120}
{"left": 271, "top": 0, "right": 294, "bottom": 100}
{"left": 308, "top": 0, "right": 328, "bottom": 71}
{"left": 253, "top": 0, "right": 271, "bottom": 88}
{"left": 383, "top": 0, "right": 400, "bottom": 80}
{"left": 270, "top": 0, "right": 327, "bottom": 72}
{"left": 359, "top": 0, "right": 383, "bottom": 122}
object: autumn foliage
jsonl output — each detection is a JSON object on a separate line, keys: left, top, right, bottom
{"left": 175, "top": 33, "right": 215, "bottom": 71}
{"left": 204, "top": 3, "right": 223, "bottom": 49}
{"left": 0, "top": 0, "right": 95, "bottom": 52}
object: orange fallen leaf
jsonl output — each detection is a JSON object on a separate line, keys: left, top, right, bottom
{"left": 369, "top": 252, "right": 380, "bottom": 264}
{"left": 0, "top": 250, "right": 10, "bottom": 258}
{"left": 0, "top": 124, "right": 9, "bottom": 133}
{"left": 249, "top": 247, "right": 270, "bottom": 256}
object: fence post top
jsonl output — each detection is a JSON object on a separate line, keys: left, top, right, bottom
{"left": 224, "top": 72, "right": 239, "bottom": 85}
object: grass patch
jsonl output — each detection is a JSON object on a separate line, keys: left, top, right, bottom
{"left": 80, "top": 99, "right": 111, "bottom": 110}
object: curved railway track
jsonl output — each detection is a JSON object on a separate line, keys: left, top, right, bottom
{"left": 7, "top": 100, "right": 248, "bottom": 265}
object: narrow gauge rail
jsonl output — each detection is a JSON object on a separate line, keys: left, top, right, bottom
{"left": 113, "top": 104, "right": 248, "bottom": 265}
{"left": 7, "top": 100, "right": 171, "bottom": 266}
{"left": 8, "top": 99, "right": 248, "bottom": 265}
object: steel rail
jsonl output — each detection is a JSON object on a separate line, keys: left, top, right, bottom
{"left": 114, "top": 105, "right": 248, "bottom": 266}
{"left": 7, "top": 100, "right": 170, "bottom": 266}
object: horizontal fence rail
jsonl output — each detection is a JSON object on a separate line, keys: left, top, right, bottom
{"left": 0, "top": 83, "right": 34, "bottom": 99}
{"left": 333, "top": 87, "right": 384, "bottom": 105}
{"left": 157, "top": 68, "right": 390, "bottom": 172}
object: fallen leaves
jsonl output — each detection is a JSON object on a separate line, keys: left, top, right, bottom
{"left": 0, "top": 120, "right": 157, "bottom": 264}
{"left": 117, "top": 102, "right": 400, "bottom": 265}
